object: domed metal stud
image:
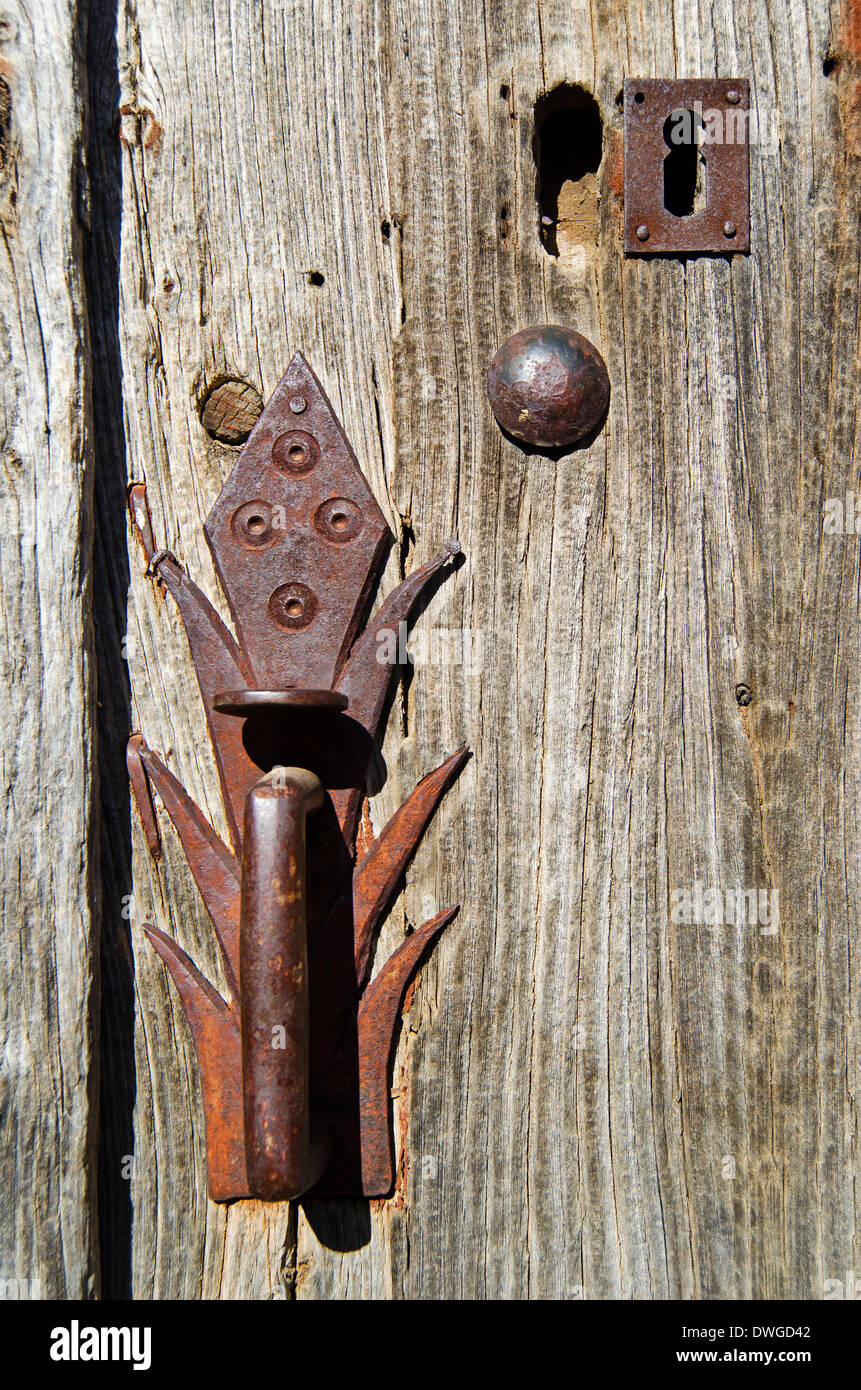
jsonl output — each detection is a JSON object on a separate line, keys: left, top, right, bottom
{"left": 487, "top": 324, "right": 610, "bottom": 448}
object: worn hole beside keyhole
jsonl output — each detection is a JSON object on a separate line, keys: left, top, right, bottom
{"left": 247, "top": 514, "right": 266, "bottom": 533}
{"left": 285, "top": 599, "right": 303, "bottom": 617}
{"left": 533, "top": 84, "right": 603, "bottom": 257}
{"left": 663, "top": 109, "right": 707, "bottom": 218}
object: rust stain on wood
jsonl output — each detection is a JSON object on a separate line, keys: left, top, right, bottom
{"left": 606, "top": 126, "right": 624, "bottom": 204}
{"left": 842, "top": 0, "right": 861, "bottom": 63}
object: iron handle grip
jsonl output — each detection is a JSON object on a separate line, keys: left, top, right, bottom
{"left": 240, "top": 766, "right": 326, "bottom": 1199}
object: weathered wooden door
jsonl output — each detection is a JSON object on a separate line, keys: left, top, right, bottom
{"left": 2, "top": 0, "right": 859, "bottom": 1301}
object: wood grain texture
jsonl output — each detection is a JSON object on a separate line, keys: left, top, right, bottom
{"left": 86, "top": 0, "right": 861, "bottom": 1298}
{"left": 0, "top": 0, "right": 98, "bottom": 1298}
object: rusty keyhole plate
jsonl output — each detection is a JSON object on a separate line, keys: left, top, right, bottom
{"left": 623, "top": 78, "right": 750, "bottom": 255}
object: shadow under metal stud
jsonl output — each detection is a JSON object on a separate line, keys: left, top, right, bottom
{"left": 126, "top": 353, "right": 470, "bottom": 1202}
{"left": 487, "top": 325, "right": 610, "bottom": 447}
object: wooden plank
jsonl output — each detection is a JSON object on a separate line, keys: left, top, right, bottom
{"left": 0, "top": 0, "right": 98, "bottom": 1299}
{"left": 96, "top": 0, "right": 861, "bottom": 1298}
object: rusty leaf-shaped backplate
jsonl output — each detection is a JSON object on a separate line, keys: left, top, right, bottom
{"left": 128, "top": 354, "right": 470, "bottom": 1200}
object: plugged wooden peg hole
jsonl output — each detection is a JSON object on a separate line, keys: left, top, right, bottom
{"left": 200, "top": 377, "right": 264, "bottom": 445}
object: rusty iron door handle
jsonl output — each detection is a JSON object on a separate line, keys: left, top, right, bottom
{"left": 240, "top": 766, "right": 327, "bottom": 1200}
{"left": 127, "top": 354, "right": 470, "bottom": 1202}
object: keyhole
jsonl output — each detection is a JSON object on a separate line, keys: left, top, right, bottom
{"left": 663, "top": 109, "right": 707, "bottom": 218}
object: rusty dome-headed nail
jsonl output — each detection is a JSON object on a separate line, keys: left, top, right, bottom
{"left": 486, "top": 325, "right": 610, "bottom": 448}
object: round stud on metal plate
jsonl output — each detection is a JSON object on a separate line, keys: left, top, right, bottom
{"left": 487, "top": 324, "right": 610, "bottom": 448}
{"left": 272, "top": 430, "right": 318, "bottom": 474}
{"left": 267, "top": 582, "right": 318, "bottom": 631}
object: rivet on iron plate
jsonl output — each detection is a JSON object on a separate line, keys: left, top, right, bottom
{"left": 726, "top": 88, "right": 741, "bottom": 104}
{"left": 273, "top": 430, "right": 318, "bottom": 473}
{"left": 314, "top": 497, "right": 363, "bottom": 543}
{"left": 268, "top": 580, "right": 319, "bottom": 630}
{"left": 289, "top": 395, "right": 307, "bottom": 413}
{"left": 231, "top": 500, "right": 277, "bottom": 549}
{"left": 723, "top": 220, "right": 737, "bottom": 238}
{"left": 636, "top": 224, "right": 650, "bottom": 242}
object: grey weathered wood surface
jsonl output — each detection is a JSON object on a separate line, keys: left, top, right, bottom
{"left": 0, "top": 0, "right": 98, "bottom": 1298}
{"left": 5, "top": 0, "right": 860, "bottom": 1299}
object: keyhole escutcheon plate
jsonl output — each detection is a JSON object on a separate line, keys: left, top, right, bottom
{"left": 623, "top": 78, "right": 750, "bottom": 255}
